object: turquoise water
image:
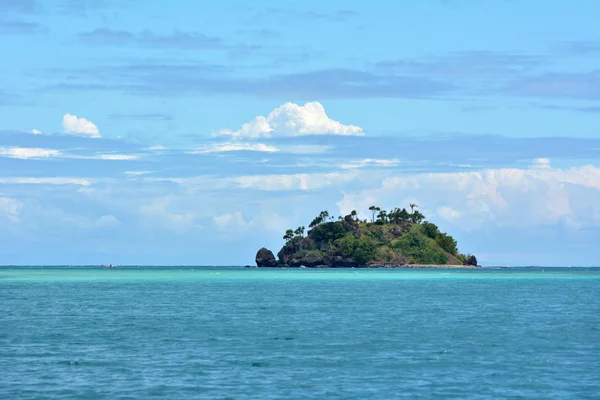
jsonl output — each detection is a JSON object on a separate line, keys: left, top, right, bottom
{"left": 1, "top": 267, "right": 599, "bottom": 399}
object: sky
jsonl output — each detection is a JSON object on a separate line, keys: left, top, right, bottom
{"left": 1, "top": 0, "right": 600, "bottom": 266}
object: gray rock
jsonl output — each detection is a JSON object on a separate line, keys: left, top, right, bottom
{"left": 255, "top": 247, "right": 278, "bottom": 268}
{"left": 300, "top": 252, "right": 324, "bottom": 268}
{"left": 465, "top": 255, "right": 478, "bottom": 266}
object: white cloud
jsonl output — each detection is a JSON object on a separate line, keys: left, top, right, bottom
{"left": 213, "top": 211, "right": 286, "bottom": 234}
{"left": 337, "top": 159, "right": 600, "bottom": 229}
{"left": 191, "top": 142, "right": 280, "bottom": 154}
{"left": 31, "top": 129, "right": 41, "bottom": 135}
{"left": 96, "top": 154, "right": 139, "bottom": 160}
{"left": 0, "top": 177, "right": 91, "bottom": 185}
{"left": 0, "top": 148, "right": 139, "bottom": 161}
{"left": 235, "top": 172, "right": 358, "bottom": 191}
{"left": 140, "top": 196, "right": 201, "bottom": 232}
{"left": 437, "top": 206, "right": 461, "bottom": 221}
{"left": 124, "top": 170, "right": 151, "bottom": 176}
{"left": 340, "top": 158, "right": 401, "bottom": 169}
{"left": 216, "top": 102, "right": 364, "bottom": 138}
{"left": 213, "top": 211, "right": 248, "bottom": 231}
{"left": 532, "top": 158, "right": 551, "bottom": 169}
{"left": 66, "top": 153, "right": 140, "bottom": 160}
{"left": 146, "top": 171, "right": 367, "bottom": 192}
{"left": 0, "top": 147, "right": 61, "bottom": 159}
{"left": 278, "top": 144, "right": 333, "bottom": 154}
{"left": 0, "top": 197, "right": 22, "bottom": 222}
{"left": 96, "top": 215, "right": 121, "bottom": 228}
{"left": 144, "top": 145, "right": 165, "bottom": 151}
{"left": 62, "top": 113, "right": 101, "bottom": 138}
{"left": 192, "top": 142, "right": 333, "bottom": 154}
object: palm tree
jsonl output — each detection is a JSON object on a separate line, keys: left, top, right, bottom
{"left": 350, "top": 210, "right": 358, "bottom": 221}
{"left": 409, "top": 202, "right": 418, "bottom": 213}
{"left": 369, "top": 205, "right": 380, "bottom": 223}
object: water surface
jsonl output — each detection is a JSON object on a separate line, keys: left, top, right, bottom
{"left": 1, "top": 267, "right": 599, "bottom": 399}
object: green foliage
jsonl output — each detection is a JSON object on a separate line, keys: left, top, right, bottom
{"left": 388, "top": 207, "right": 410, "bottom": 224}
{"left": 377, "top": 246, "right": 395, "bottom": 263}
{"left": 309, "top": 210, "right": 330, "bottom": 228}
{"left": 422, "top": 221, "right": 439, "bottom": 239}
{"left": 435, "top": 232, "right": 458, "bottom": 256}
{"left": 335, "top": 234, "right": 359, "bottom": 258}
{"left": 393, "top": 230, "right": 448, "bottom": 264}
{"left": 305, "top": 249, "right": 324, "bottom": 258}
{"left": 353, "top": 237, "right": 377, "bottom": 265}
{"left": 283, "top": 229, "right": 294, "bottom": 242}
{"left": 410, "top": 210, "right": 425, "bottom": 224}
{"left": 333, "top": 234, "right": 377, "bottom": 265}
{"left": 311, "top": 222, "right": 346, "bottom": 243}
{"left": 277, "top": 203, "right": 474, "bottom": 267}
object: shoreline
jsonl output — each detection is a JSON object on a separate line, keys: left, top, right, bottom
{"left": 253, "top": 264, "right": 482, "bottom": 269}
{"left": 391, "top": 264, "right": 480, "bottom": 269}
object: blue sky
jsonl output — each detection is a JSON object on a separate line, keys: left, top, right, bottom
{"left": 1, "top": 0, "right": 600, "bottom": 266}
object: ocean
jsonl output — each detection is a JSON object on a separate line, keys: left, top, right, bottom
{"left": 1, "top": 267, "right": 599, "bottom": 399}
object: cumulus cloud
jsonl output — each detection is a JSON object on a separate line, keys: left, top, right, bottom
{"left": 337, "top": 159, "right": 600, "bottom": 230}
{"left": 216, "top": 101, "right": 364, "bottom": 138}
{"left": 31, "top": 129, "right": 41, "bottom": 135}
{"left": 62, "top": 113, "right": 100, "bottom": 138}
{"left": 0, "top": 197, "right": 22, "bottom": 222}
{"left": 0, "top": 147, "right": 61, "bottom": 159}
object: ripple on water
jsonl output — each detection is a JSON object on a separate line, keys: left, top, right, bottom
{"left": 0, "top": 267, "right": 599, "bottom": 399}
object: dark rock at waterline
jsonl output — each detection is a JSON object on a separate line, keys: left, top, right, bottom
{"left": 465, "top": 255, "right": 478, "bottom": 266}
{"left": 331, "top": 256, "right": 358, "bottom": 268}
{"left": 299, "top": 252, "right": 325, "bottom": 268}
{"left": 255, "top": 247, "right": 278, "bottom": 268}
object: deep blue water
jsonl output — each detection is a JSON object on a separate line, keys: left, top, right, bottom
{"left": 1, "top": 267, "right": 599, "bottom": 399}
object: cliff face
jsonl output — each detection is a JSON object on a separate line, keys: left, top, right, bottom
{"left": 255, "top": 214, "right": 479, "bottom": 268}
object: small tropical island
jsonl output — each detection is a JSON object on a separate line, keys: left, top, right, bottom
{"left": 255, "top": 204, "right": 479, "bottom": 268}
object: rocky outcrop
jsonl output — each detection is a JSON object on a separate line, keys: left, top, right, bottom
{"left": 331, "top": 256, "right": 358, "bottom": 268}
{"left": 299, "top": 251, "right": 325, "bottom": 268}
{"left": 465, "top": 255, "right": 478, "bottom": 266}
{"left": 255, "top": 247, "right": 278, "bottom": 268}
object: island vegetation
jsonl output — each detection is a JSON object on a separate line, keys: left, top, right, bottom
{"left": 255, "top": 204, "right": 478, "bottom": 268}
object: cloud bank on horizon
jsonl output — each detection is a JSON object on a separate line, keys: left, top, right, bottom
{"left": 1, "top": 0, "right": 600, "bottom": 266}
